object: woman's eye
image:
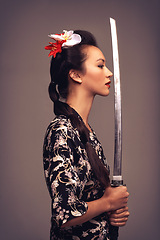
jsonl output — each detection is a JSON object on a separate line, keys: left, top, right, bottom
{"left": 98, "top": 65, "right": 104, "bottom": 69}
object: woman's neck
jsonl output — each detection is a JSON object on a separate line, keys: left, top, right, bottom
{"left": 66, "top": 94, "right": 94, "bottom": 131}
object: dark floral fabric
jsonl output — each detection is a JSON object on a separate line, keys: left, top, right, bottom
{"left": 43, "top": 113, "right": 110, "bottom": 239}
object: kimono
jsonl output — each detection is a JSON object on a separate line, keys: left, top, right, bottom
{"left": 43, "top": 111, "right": 110, "bottom": 239}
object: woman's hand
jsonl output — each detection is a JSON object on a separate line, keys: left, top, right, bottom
{"left": 62, "top": 186, "right": 129, "bottom": 228}
{"left": 108, "top": 207, "right": 130, "bottom": 227}
{"left": 102, "top": 186, "right": 129, "bottom": 212}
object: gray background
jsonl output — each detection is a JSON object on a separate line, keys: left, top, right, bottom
{"left": 0, "top": 0, "right": 159, "bottom": 239}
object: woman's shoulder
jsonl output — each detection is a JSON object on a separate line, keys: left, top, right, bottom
{"left": 43, "top": 115, "right": 82, "bottom": 152}
{"left": 48, "top": 115, "right": 69, "bottom": 129}
{"left": 45, "top": 115, "right": 78, "bottom": 138}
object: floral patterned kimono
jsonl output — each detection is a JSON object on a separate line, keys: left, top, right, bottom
{"left": 43, "top": 111, "right": 110, "bottom": 240}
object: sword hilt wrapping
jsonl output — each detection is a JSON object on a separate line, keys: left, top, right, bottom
{"left": 109, "top": 176, "right": 125, "bottom": 239}
{"left": 109, "top": 225, "right": 119, "bottom": 240}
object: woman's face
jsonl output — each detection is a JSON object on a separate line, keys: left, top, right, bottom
{"left": 81, "top": 46, "right": 113, "bottom": 97}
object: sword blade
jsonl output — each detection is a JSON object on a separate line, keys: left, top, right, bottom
{"left": 110, "top": 18, "right": 122, "bottom": 184}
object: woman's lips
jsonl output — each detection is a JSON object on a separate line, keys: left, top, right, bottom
{"left": 105, "top": 81, "right": 111, "bottom": 88}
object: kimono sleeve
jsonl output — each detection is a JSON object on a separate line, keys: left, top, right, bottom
{"left": 43, "top": 123, "right": 88, "bottom": 227}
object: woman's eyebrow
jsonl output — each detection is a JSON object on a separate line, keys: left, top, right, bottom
{"left": 96, "top": 58, "right": 106, "bottom": 63}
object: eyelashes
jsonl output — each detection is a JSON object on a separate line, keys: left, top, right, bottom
{"left": 98, "top": 65, "right": 105, "bottom": 69}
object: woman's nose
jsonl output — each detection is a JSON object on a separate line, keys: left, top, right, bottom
{"left": 105, "top": 66, "right": 113, "bottom": 78}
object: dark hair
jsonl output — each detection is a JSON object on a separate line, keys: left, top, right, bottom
{"left": 48, "top": 30, "right": 110, "bottom": 188}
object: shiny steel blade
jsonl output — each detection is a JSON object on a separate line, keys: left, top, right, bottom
{"left": 110, "top": 18, "right": 122, "bottom": 184}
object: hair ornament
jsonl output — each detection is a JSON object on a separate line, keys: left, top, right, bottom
{"left": 45, "top": 30, "right": 82, "bottom": 57}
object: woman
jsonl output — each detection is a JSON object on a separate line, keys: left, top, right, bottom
{"left": 43, "top": 30, "right": 129, "bottom": 240}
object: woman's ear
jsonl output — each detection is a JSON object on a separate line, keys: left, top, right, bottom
{"left": 69, "top": 70, "right": 82, "bottom": 84}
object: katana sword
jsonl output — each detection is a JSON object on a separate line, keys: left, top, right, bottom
{"left": 110, "top": 17, "right": 123, "bottom": 187}
{"left": 109, "top": 17, "right": 123, "bottom": 240}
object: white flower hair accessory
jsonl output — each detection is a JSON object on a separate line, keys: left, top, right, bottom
{"left": 45, "top": 30, "right": 82, "bottom": 57}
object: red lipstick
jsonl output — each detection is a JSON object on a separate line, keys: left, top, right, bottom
{"left": 105, "top": 81, "right": 111, "bottom": 88}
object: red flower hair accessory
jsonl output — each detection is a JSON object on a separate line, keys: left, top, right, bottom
{"left": 45, "top": 30, "right": 82, "bottom": 57}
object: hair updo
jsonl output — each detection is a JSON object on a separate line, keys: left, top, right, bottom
{"left": 48, "top": 30, "right": 110, "bottom": 188}
{"left": 49, "top": 30, "right": 98, "bottom": 100}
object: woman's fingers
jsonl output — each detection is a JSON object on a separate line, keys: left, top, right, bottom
{"left": 109, "top": 207, "right": 130, "bottom": 227}
{"left": 103, "top": 186, "right": 129, "bottom": 211}
{"left": 114, "top": 206, "right": 129, "bottom": 214}
{"left": 110, "top": 218, "right": 128, "bottom": 227}
{"left": 110, "top": 207, "right": 129, "bottom": 217}
{"left": 110, "top": 210, "right": 130, "bottom": 219}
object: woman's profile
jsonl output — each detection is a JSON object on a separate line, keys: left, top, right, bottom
{"left": 43, "top": 30, "right": 129, "bottom": 239}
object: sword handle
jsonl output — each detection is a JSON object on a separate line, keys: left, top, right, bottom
{"left": 109, "top": 225, "right": 119, "bottom": 240}
{"left": 109, "top": 179, "right": 125, "bottom": 240}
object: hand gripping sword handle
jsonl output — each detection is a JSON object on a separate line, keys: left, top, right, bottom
{"left": 109, "top": 179, "right": 125, "bottom": 240}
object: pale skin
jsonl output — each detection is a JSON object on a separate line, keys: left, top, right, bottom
{"left": 62, "top": 45, "right": 129, "bottom": 228}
